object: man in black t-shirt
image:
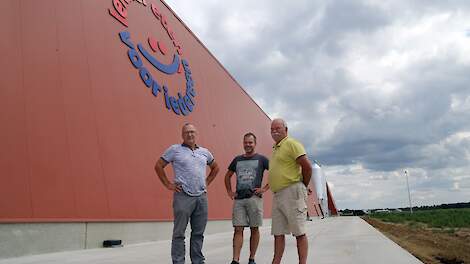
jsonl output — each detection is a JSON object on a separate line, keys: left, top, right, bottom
{"left": 224, "top": 133, "right": 269, "bottom": 264}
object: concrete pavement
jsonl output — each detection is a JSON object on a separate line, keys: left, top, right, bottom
{"left": 0, "top": 217, "right": 422, "bottom": 264}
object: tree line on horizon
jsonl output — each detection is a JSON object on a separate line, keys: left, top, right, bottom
{"left": 339, "top": 201, "right": 470, "bottom": 216}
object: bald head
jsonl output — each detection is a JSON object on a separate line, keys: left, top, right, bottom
{"left": 271, "top": 118, "right": 288, "bottom": 143}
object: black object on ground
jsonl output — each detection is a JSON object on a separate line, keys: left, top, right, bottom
{"left": 103, "top": 240, "right": 122, "bottom": 248}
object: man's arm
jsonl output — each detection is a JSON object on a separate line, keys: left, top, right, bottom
{"left": 254, "top": 170, "right": 270, "bottom": 194}
{"left": 262, "top": 183, "right": 270, "bottom": 192}
{"left": 296, "top": 155, "right": 312, "bottom": 187}
{"left": 262, "top": 157, "right": 270, "bottom": 192}
{"left": 154, "top": 158, "right": 182, "bottom": 192}
{"left": 224, "top": 170, "right": 236, "bottom": 199}
{"left": 254, "top": 183, "right": 270, "bottom": 194}
{"left": 206, "top": 160, "right": 219, "bottom": 187}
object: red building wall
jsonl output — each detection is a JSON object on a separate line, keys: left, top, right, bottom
{"left": 0, "top": 0, "right": 320, "bottom": 222}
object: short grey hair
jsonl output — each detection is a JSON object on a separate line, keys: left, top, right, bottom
{"left": 272, "top": 118, "right": 288, "bottom": 129}
{"left": 182, "top": 123, "right": 195, "bottom": 133}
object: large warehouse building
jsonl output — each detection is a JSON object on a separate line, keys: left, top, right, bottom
{"left": 0, "top": 0, "right": 336, "bottom": 258}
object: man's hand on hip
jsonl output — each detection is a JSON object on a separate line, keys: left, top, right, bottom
{"left": 167, "top": 183, "right": 182, "bottom": 192}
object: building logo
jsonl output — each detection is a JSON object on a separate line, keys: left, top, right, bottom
{"left": 108, "top": 0, "right": 196, "bottom": 116}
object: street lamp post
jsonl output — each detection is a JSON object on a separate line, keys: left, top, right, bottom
{"left": 405, "top": 170, "right": 413, "bottom": 214}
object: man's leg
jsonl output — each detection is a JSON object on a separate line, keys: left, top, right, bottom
{"left": 249, "top": 227, "right": 259, "bottom": 260}
{"left": 233, "top": 226, "right": 244, "bottom": 262}
{"left": 172, "top": 192, "right": 195, "bottom": 264}
{"left": 272, "top": 235, "right": 285, "bottom": 264}
{"left": 247, "top": 196, "right": 263, "bottom": 261}
{"left": 189, "top": 193, "right": 208, "bottom": 264}
{"left": 232, "top": 198, "right": 249, "bottom": 263}
{"left": 271, "top": 192, "right": 288, "bottom": 264}
{"left": 296, "top": 234, "right": 308, "bottom": 264}
{"left": 289, "top": 183, "right": 309, "bottom": 264}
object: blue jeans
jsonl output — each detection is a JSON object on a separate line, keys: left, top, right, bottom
{"left": 172, "top": 192, "right": 208, "bottom": 264}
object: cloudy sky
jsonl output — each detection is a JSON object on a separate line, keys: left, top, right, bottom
{"left": 166, "top": 1, "right": 470, "bottom": 210}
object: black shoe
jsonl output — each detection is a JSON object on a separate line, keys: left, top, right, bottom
{"left": 231, "top": 260, "right": 239, "bottom": 264}
{"left": 248, "top": 259, "right": 256, "bottom": 264}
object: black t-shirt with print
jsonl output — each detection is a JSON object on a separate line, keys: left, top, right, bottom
{"left": 228, "top": 154, "right": 269, "bottom": 199}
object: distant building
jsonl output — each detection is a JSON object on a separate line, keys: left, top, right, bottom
{"left": 311, "top": 161, "right": 338, "bottom": 217}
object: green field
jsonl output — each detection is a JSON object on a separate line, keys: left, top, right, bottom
{"left": 369, "top": 208, "right": 470, "bottom": 228}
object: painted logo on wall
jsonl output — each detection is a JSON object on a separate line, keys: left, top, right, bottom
{"left": 108, "top": 0, "right": 195, "bottom": 116}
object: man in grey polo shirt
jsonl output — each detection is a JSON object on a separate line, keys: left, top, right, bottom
{"left": 155, "top": 123, "right": 219, "bottom": 264}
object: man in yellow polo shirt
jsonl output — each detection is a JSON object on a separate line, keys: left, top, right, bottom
{"left": 269, "top": 118, "right": 312, "bottom": 264}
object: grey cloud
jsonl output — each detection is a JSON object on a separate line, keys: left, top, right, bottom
{"left": 168, "top": 0, "right": 470, "bottom": 209}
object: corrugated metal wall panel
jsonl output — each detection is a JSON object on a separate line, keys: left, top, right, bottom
{"left": 0, "top": 0, "right": 318, "bottom": 222}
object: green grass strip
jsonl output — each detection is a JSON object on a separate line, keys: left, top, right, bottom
{"left": 369, "top": 208, "right": 470, "bottom": 228}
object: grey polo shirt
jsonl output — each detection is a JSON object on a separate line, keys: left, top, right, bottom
{"left": 161, "top": 144, "right": 214, "bottom": 196}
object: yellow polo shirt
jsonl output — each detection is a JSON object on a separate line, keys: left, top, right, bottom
{"left": 268, "top": 136, "right": 306, "bottom": 192}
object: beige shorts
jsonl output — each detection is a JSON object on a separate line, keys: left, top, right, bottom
{"left": 232, "top": 196, "right": 263, "bottom": 227}
{"left": 271, "top": 182, "right": 308, "bottom": 236}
